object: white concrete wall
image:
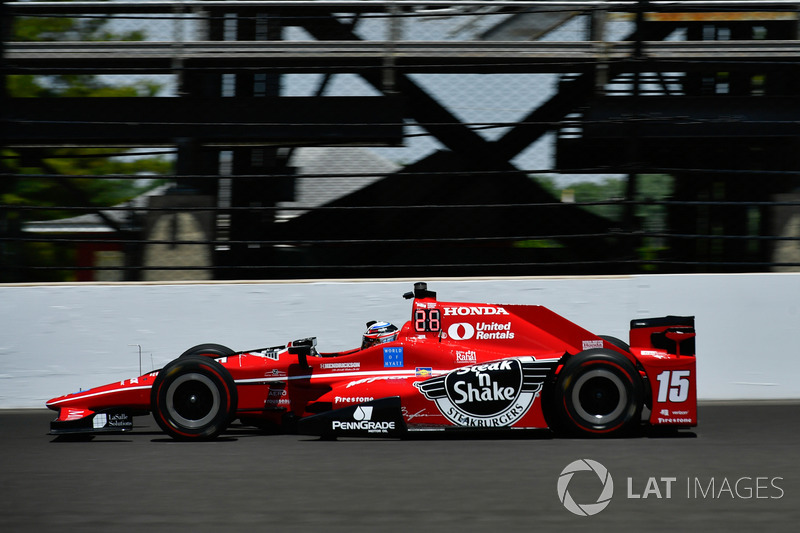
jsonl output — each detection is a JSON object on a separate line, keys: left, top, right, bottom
{"left": 1, "top": 274, "right": 798, "bottom": 408}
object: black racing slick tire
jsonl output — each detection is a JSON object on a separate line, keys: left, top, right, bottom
{"left": 151, "top": 355, "right": 238, "bottom": 441}
{"left": 599, "top": 335, "right": 631, "bottom": 353}
{"left": 554, "top": 349, "right": 643, "bottom": 436}
{"left": 179, "top": 343, "right": 236, "bottom": 359}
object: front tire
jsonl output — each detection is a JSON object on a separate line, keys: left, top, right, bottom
{"left": 151, "top": 355, "right": 238, "bottom": 441}
{"left": 554, "top": 349, "right": 643, "bottom": 436}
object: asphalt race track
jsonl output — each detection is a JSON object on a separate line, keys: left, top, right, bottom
{"left": 2, "top": 403, "right": 799, "bottom": 533}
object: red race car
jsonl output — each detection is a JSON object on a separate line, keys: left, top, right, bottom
{"left": 46, "top": 282, "right": 697, "bottom": 440}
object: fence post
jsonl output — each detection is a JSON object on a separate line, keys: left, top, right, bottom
{"left": 383, "top": 1, "right": 401, "bottom": 94}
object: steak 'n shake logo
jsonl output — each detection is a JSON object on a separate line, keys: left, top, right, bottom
{"left": 414, "top": 357, "right": 555, "bottom": 427}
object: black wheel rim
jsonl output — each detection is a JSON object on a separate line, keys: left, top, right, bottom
{"left": 165, "top": 372, "right": 220, "bottom": 429}
{"left": 578, "top": 376, "right": 621, "bottom": 416}
{"left": 571, "top": 369, "right": 627, "bottom": 426}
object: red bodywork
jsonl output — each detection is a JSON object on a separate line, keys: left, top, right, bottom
{"left": 46, "top": 283, "right": 697, "bottom": 438}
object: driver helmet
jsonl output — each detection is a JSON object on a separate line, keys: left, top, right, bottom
{"left": 362, "top": 321, "right": 399, "bottom": 349}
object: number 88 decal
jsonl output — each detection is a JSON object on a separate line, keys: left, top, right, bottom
{"left": 414, "top": 308, "right": 441, "bottom": 333}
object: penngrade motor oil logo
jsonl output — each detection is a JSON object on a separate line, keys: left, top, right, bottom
{"left": 331, "top": 406, "right": 395, "bottom": 433}
{"left": 414, "top": 357, "right": 555, "bottom": 427}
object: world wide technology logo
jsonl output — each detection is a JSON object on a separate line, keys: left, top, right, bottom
{"left": 557, "top": 459, "right": 785, "bottom": 517}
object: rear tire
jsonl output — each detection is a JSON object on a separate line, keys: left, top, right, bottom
{"left": 554, "top": 349, "right": 642, "bottom": 436}
{"left": 179, "top": 343, "right": 235, "bottom": 359}
{"left": 151, "top": 355, "right": 237, "bottom": 441}
{"left": 599, "top": 335, "right": 631, "bottom": 353}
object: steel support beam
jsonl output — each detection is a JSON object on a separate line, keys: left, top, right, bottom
{"left": 3, "top": 97, "right": 404, "bottom": 147}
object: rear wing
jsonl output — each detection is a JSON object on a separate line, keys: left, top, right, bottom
{"left": 630, "top": 316, "right": 696, "bottom": 356}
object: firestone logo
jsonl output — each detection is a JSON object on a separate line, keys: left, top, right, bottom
{"left": 557, "top": 459, "right": 614, "bottom": 516}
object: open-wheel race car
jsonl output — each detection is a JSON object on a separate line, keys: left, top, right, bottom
{"left": 46, "top": 282, "right": 697, "bottom": 440}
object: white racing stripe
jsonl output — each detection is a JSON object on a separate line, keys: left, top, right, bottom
{"left": 233, "top": 357, "right": 561, "bottom": 385}
{"left": 48, "top": 357, "right": 559, "bottom": 404}
{"left": 47, "top": 370, "right": 426, "bottom": 406}
{"left": 234, "top": 369, "right": 441, "bottom": 385}
{"left": 46, "top": 385, "right": 153, "bottom": 406}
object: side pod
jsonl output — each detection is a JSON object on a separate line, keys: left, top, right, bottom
{"left": 296, "top": 397, "right": 407, "bottom": 439}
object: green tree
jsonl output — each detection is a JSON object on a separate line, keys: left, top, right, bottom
{"left": 2, "top": 12, "right": 173, "bottom": 281}
{"left": 3, "top": 12, "right": 171, "bottom": 216}
{"left": 8, "top": 11, "right": 157, "bottom": 98}
{"left": 531, "top": 174, "right": 675, "bottom": 270}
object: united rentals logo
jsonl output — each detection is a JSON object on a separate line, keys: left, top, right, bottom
{"left": 557, "top": 459, "right": 614, "bottom": 516}
{"left": 414, "top": 357, "right": 554, "bottom": 427}
{"left": 447, "top": 322, "right": 515, "bottom": 341}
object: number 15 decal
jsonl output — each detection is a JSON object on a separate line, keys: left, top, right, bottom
{"left": 655, "top": 370, "right": 691, "bottom": 403}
